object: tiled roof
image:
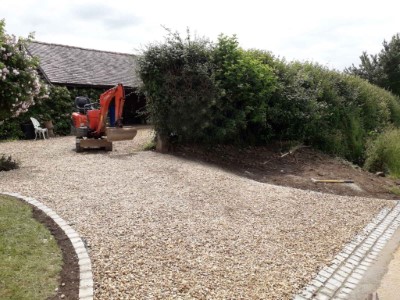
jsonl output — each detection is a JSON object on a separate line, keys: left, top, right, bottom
{"left": 27, "top": 41, "right": 140, "bottom": 88}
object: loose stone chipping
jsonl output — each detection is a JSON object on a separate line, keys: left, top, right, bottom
{"left": 0, "top": 130, "right": 395, "bottom": 299}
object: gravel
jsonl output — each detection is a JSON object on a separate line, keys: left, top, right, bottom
{"left": 0, "top": 129, "right": 395, "bottom": 299}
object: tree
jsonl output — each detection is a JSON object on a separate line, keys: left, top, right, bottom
{"left": 346, "top": 33, "right": 400, "bottom": 96}
{"left": 0, "top": 19, "right": 47, "bottom": 121}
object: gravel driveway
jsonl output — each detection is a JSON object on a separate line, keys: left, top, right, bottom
{"left": 0, "top": 129, "right": 394, "bottom": 299}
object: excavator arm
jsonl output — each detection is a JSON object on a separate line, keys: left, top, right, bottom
{"left": 94, "top": 83, "right": 126, "bottom": 135}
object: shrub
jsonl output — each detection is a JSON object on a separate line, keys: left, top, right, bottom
{"left": 263, "top": 60, "right": 400, "bottom": 163}
{"left": 364, "top": 128, "right": 400, "bottom": 177}
{"left": 138, "top": 31, "right": 277, "bottom": 144}
{"left": 0, "top": 120, "right": 24, "bottom": 140}
{"left": 0, "top": 19, "right": 48, "bottom": 120}
{"left": 19, "top": 86, "right": 74, "bottom": 135}
{"left": 138, "top": 29, "right": 220, "bottom": 143}
{"left": 212, "top": 36, "right": 276, "bottom": 143}
{"left": 0, "top": 154, "right": 19, "bottom": 171}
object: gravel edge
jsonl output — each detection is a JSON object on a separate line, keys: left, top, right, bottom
{"left": 0, "top": 192, "right": 94, "bottom": 300}
{"left": 294, "top": 200, "right": 400, "bottom": 300}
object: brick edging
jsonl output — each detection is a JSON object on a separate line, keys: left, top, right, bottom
{"left": 294, "top": 200, "right": 400, "bottom": 300}
{"left": 1, "top": 192, "right": 94, "bottom": 300}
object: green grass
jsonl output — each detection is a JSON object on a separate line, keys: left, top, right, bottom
{"left": 142, "top": 139, "right": 156, "bottom": 151}
{"left": 0, "top": 195, "right": 62, "bottom": 300}
{"left": 365, "top": 128, "right": 400, "bottom": 178}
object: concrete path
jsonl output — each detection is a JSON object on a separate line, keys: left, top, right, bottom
{"left": 376, "top": 244, "right": 400, "bottom": 299}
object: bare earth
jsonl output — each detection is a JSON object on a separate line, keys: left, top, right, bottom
{"left": 0, "top": 129, "right": 395, "bottom": 299}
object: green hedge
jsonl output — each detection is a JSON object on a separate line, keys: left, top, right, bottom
{"left": 138, "top": 32, "right": 276, "bottom": 144}
{"left": 138, "top": 31, "right": 400, "bottom": 166}
{"left": 266, "top": 61, "right": 399, "bottom": 163}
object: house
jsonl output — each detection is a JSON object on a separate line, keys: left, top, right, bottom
{"left": 26, "top": 41, "right": 146, "bottom": 124}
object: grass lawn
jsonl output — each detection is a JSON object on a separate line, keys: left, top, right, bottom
{"left": 0, "top": 195, "right": 62, "bottom": 300}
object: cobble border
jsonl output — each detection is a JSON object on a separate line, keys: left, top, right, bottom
{"left": 294, "top": 200, "right": 400, "bottom": 300}
{"left": 1, "top": 192, "right": 94, "bottom": 300}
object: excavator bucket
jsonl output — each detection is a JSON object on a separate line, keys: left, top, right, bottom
{"left": 106, "top": 127, "right": 138, "bottom": 142}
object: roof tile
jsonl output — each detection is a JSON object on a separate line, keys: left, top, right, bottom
{"left": 27, "top": 41, "right": 140, "bottom": 88}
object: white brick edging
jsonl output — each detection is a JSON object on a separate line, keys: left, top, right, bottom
{"left": 1, "top": 192, "right": 94, "bottom": 300}
{"left": 294, "top": 200, "right": 400, "bottom": 300}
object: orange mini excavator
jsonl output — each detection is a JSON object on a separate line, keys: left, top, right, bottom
{"left": 71, "top": 83, "right": 137, "bottom": 152}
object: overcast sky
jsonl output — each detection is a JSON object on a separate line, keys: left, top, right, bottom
{"left": 2, "top": 0, "right": 400, "bottom": 70}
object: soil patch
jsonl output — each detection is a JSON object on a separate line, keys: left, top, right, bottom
{"left": 32, "top": 205, "right": 79, "bottom": 300}
{"left": 172, "top": 144, "right": 400, "bottom": 200}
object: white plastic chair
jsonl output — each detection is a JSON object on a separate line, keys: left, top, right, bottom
{"left": 30, "top": 117, "right": 48, "bottom": 140}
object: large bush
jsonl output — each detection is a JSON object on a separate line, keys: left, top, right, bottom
{"left": 138, "top": 30, "right": 400, "bottom": 165}
{"left": 138, "top": 30, "right": 219, "bottom": 143}
{"left": 24, "top": 86, "right": 74, "bottom": 135}
{"left": 138, "top": 31, "right": 276, "bottom": 144}
{"left": 212, "top": 36, "right": 276, "bottom": 143}
{"left": 0, "top": 19, "right": 47, "bottom": 120}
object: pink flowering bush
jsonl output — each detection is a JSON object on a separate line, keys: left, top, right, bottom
{"left": 0, "top": 19, "right": 48, "bottom": 121}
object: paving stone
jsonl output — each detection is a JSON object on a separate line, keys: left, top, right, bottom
{"left": 346, "top": 278, "right": 359, "bottom": 286}
{"left": 340, "top": 265, "right": 352, "bottom": 273}
{"left": 351, "top": 273, "right": 363, "bottom": 280}
{"left": 79, "top": 287, "right": 94, "bottom": 298}
{"left": 327, "top": 277, "right": 341, "bottom": 288}
{"left": 353, "top": 269, "right": 366, "bottom": 277}
{"left": 78, "top": 258, "right": 91, "bottom": 267}
{"left": 317, "top": 289, "right": 335, "bottom": 299}
{"left": 315, "top": 274, "right": 328, "bottom": 283}
{"left": 344, "top": 281, "right": 356, "bottom": 289}
{"left": 80, "top": 271, "right": 93, "bottom": 280}
{"left": 80, "top": 278, "right": 93, "bottom": 288}
{"left": 310, "top": 279, "right": 324, "bottom": 288}
{"left": 333, "top": 273, "right": 346, "bottom": 282}
{"left": 334, "top": 293, "right": 349, "bottom": 299}
{"left": 325, "top": 283, "right": 338, "bottom": 292}
{"left": 319, "top": 270, "right": 332, "bottom": 278}
{"left": 340, "top": 287, "right": 353, "bottom": 294}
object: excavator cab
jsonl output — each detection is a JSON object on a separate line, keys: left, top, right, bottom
{"left": 75, "top": 96, "right": 95, "bottom": 114}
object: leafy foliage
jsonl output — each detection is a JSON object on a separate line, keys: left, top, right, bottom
{"left": 138, "top": 30, "right": 400, "bottom": 165}
{"left": 22, "top": 86, "right": 74, "bottom": 135}
{"left": 138, "top": 30, "right": 220, "bottom": 142}
{"left": 365, "top": 128, "right": 400, "bottom": 178}
{"left": 0, "top": 19, "right": 48, "bottom": 120}
{"left": 212, "top": 36, "right": 276, "bottom": 143}
{"left": 138, "top": 31, "right": 276, "bottom": 144}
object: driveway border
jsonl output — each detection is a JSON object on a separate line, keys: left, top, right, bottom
{"left": 1, "top": 192, "right": 94, "bottom": 300}
{"left": 294, "top": 200, "right": 400, "bottom": 300}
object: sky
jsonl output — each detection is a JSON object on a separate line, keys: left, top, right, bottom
{"left": 2, "top": 0, "right": 400, "bottom": 70}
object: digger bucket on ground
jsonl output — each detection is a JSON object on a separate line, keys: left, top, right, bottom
{"left": 106, "top": 127, "right": 138, "bottom": 142}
